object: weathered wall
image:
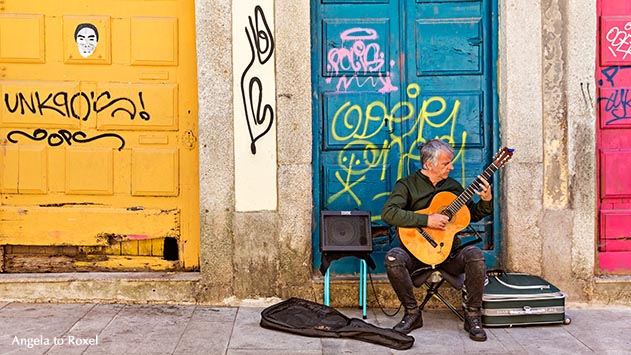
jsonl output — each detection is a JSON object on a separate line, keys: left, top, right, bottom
{"left": 501, "top": 0, "right": 600, "bottom": 303}
{"left": 195, "top": 0, "right": 316, "bottom": 304}
{"left": 273, "top": 0, "right": 316, "bottom": 299}
{"left": 193, "top": 0, "right": 608, "bottom": 306}
{"left": 177, "top": 0, "right": 627, "bottom": 306}
{"left": 196, "top": 0, "right": 237, "bottom": 302}
{"left": 500, "top": 0, "right": 546, "bottom": 279}
{"left": 564, "top": 0, "right": 599, "bottom": 301}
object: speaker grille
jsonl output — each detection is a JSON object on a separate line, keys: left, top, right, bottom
{"left": 320, "top": 211, "right": 372, "bottom": 252}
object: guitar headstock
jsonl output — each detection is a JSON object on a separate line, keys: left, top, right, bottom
{"left": 493, "top": 147, "right": 514, "bottom": 168}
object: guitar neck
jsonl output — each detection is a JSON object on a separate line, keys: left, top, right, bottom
{"left": 444, "top": 162, "right": 499, "bottom": 218}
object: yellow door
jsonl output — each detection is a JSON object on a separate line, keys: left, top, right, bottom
{"left": 0, "top": 1, "right": 199, "bottom": 271}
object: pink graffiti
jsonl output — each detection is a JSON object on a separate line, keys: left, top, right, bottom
{"left": 328, "top": 60, "right": 398, "bottom": 94}
{"left": 606, "top": 22, "right": 631, "bottom": 60}
{"left": 326, "top": 27, "right": 398, "bottom": 93}
{"left": 340, "top": 27, "right": 378, "bottom": 41}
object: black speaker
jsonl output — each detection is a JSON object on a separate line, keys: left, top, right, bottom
{"left": 320, "top": 211, "right": 372, "bottom": 252}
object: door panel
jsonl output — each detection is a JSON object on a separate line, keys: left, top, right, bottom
{"left": 404, "top": 0, "right": 492, "bottom": 223}
{"left": 404, "top": 0, "right": 494, "bottom": 265}
{"left": 314, "top": 0, "right": 402, "bottom": 274}
{"left": 313, "top": 0, "right": 498, "bottom": 274}
{"left": 415, "top": 19, "right": 483, "bottom": 75}
{"left": 597, "top": 0, "right": 631, "bottom": 273}
{"left": 0, "top": 0, "right": 199, "bottom": 271}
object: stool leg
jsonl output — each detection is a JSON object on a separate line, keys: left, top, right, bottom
{"left": 419, "top": 280, "right": 464, "bottom": 321}
{"left": 324, "top": 268, "right": 330, "bottom": 306}
{"left": 359, "top": 260, "right": 364, "bottom": 307}
{"left": 419, "top": 281, "right": 441, "bottom": 310}
{"left": 358, "top": 260, "right": 363, "bottom": 309}
{"left": 360, "top": 259, "right": 367, "bottom": 319}
{"left": 433, "top": 291, "right": 464, "bottom": 321}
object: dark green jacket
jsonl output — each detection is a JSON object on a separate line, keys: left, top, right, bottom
{"left": 381, "top": 170, "right": 493, "bottom": 228}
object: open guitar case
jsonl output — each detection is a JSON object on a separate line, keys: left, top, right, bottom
{"left": 260, "top": 297, "right": 414, "bottom": 350}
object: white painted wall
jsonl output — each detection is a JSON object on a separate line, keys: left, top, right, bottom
{"left": 232, "top": 0, "right": 278, "bottom": 211}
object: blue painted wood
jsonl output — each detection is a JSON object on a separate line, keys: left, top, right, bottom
{"left": 312, "top": 0, "right": 499, "bottom": 275}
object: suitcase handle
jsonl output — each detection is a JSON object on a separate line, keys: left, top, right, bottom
{"left": 484, "top": 306, "right": 564, "bottom": 316}
{"left": 494, "top": 276, "right": 551, "bottom": 290}
{"left": 509, "top": 306, "right": 547, "bottom": 315}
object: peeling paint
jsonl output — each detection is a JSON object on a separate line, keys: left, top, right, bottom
{"left": 39, "top": 203, "right": 101, "bottom": 207}
{"left": 96, "top": 233, "right": 128, "bottom": 245}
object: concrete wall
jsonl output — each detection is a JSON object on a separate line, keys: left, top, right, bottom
{"left": 196, "top": 0, "right": 317, "bottom": 304}
{"left": 500, "top": 0, "right": 598, "bottom": 302}
{"left": 495, "top": 0, "right": 628, "bottom": 305}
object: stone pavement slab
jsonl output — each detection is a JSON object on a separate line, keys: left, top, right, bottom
{"left": 229, "top": 306, "right": 322, "bottom": 355}
{"left": 173, "top": 306, "right": 236, "bottom": 355}
{"left": 0, "top": 301, "right": 630, "bottom": 354}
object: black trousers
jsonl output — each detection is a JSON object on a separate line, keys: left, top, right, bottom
{"left": 385, "top": 245, "right": 486, "bottom": 311}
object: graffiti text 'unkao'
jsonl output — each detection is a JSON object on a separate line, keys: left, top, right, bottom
{"left": 4, "top": 90, "right": 151, "bottom": 121}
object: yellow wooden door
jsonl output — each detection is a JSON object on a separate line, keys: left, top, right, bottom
{"left": 0, "top": 1, "right": 199, "bottom": 271}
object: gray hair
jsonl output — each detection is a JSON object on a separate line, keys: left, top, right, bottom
{"left": 419, "top": 139, "right": 453, "bottom": 169}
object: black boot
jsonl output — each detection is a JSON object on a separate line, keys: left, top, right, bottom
{"left": 464, "top": 307, "right": 487, "bottom": 342}
{"left": 393, "top": 307, "right": 423, "bottom": 334}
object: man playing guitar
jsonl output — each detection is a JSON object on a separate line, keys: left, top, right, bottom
{"left": 381, "top": 139, "right": 493, "bottom": 341}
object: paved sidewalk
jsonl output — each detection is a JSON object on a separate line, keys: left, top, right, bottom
{"left": 0, "top": 300, "right": 629, "bottom": 355}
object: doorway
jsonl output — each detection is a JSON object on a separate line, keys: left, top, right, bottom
{"left": 311, "top": 0, "right": 500, "bottom": 274}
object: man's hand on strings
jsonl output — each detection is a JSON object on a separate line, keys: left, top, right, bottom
{"left": 427, "top": 214, "right": 450, "bottom": 230}
{"left": 476, "top": 177, "right": 492, "bottom": 201}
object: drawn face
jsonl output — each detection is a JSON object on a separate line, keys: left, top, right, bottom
{"left": 75, "top": 26, "right": 98, "bottom": 58}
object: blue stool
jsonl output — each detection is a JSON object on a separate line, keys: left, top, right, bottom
{"left": 323, "top": 259, "right": 368, "bottom": 319}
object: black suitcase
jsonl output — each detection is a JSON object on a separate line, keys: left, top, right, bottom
{"left": 482, "top": 272, "right": 571, "bottom": 327}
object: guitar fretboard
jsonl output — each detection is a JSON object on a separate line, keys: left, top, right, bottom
{"left": 443, "top": 162, "right": 499, "bottom": 219}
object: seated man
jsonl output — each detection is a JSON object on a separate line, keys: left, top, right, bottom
{"left": 381, "top": 139, "right": 493, "bottom": 342}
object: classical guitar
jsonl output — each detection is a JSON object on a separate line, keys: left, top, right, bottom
{"left": 398, "top": 147, "right": 514, "bottom": 267}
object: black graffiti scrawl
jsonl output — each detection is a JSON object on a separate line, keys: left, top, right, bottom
{"left": 240, "top": 5, "right": 274, "bottom": 155}
{"left": 7, "top": 128, "right": 125, "bottom": 151}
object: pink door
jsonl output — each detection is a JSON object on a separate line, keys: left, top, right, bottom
{"left": 597, "top": 1, "right": 631, "bottom": 273}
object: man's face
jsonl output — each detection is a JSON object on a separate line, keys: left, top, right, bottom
{"left": 76, "top": 27, "right": 98, "bottom": 58}
{"left": 429, "top": 150, "right": 454, "bottom": 180}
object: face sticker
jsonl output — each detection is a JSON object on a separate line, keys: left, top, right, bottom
{"left": 74, "top": 23, "right": 99, "bottom": 58}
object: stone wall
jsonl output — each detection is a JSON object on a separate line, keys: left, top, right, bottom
{"left": 191, "top": 0, "right": 630, "bottom": 307}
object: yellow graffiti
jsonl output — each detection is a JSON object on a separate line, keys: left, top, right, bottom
{"left": 327, "top": 83, "right": 469, "bottom": 206}
{"left": 327, "top": 153, "right": 366, "bottom": 206}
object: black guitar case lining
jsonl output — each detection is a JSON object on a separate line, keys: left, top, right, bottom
{"left": 259, "top": 297, "right": 414, "bottom": 350}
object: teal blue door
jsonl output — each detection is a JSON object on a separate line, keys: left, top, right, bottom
{"left": 312, "top": 0, "right": 499, "bottom": 275}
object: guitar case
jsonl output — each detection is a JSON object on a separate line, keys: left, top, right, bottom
{"left": 260, "top": 297, "right": 414, "bottom": 350}
{"left": 482, "top": 272, "right": 571, "bottom": 327}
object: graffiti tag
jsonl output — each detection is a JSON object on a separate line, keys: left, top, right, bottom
{"left": 7, "top": 128, "right": 125, "bottom": 151}
{"left": 326, "top": 27, "right": 397, "bottom": 93}
{"left": 326, "top": 83, "right": 467, "bottom": 206}
{"left": 4, "top": 90, "right": 150, "bottom": 121}
{"left": 606, "top": 22, "right": 631, "bottom": 60}
{"left": 240, "top": 5, "right": 275, "bottom": 155}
